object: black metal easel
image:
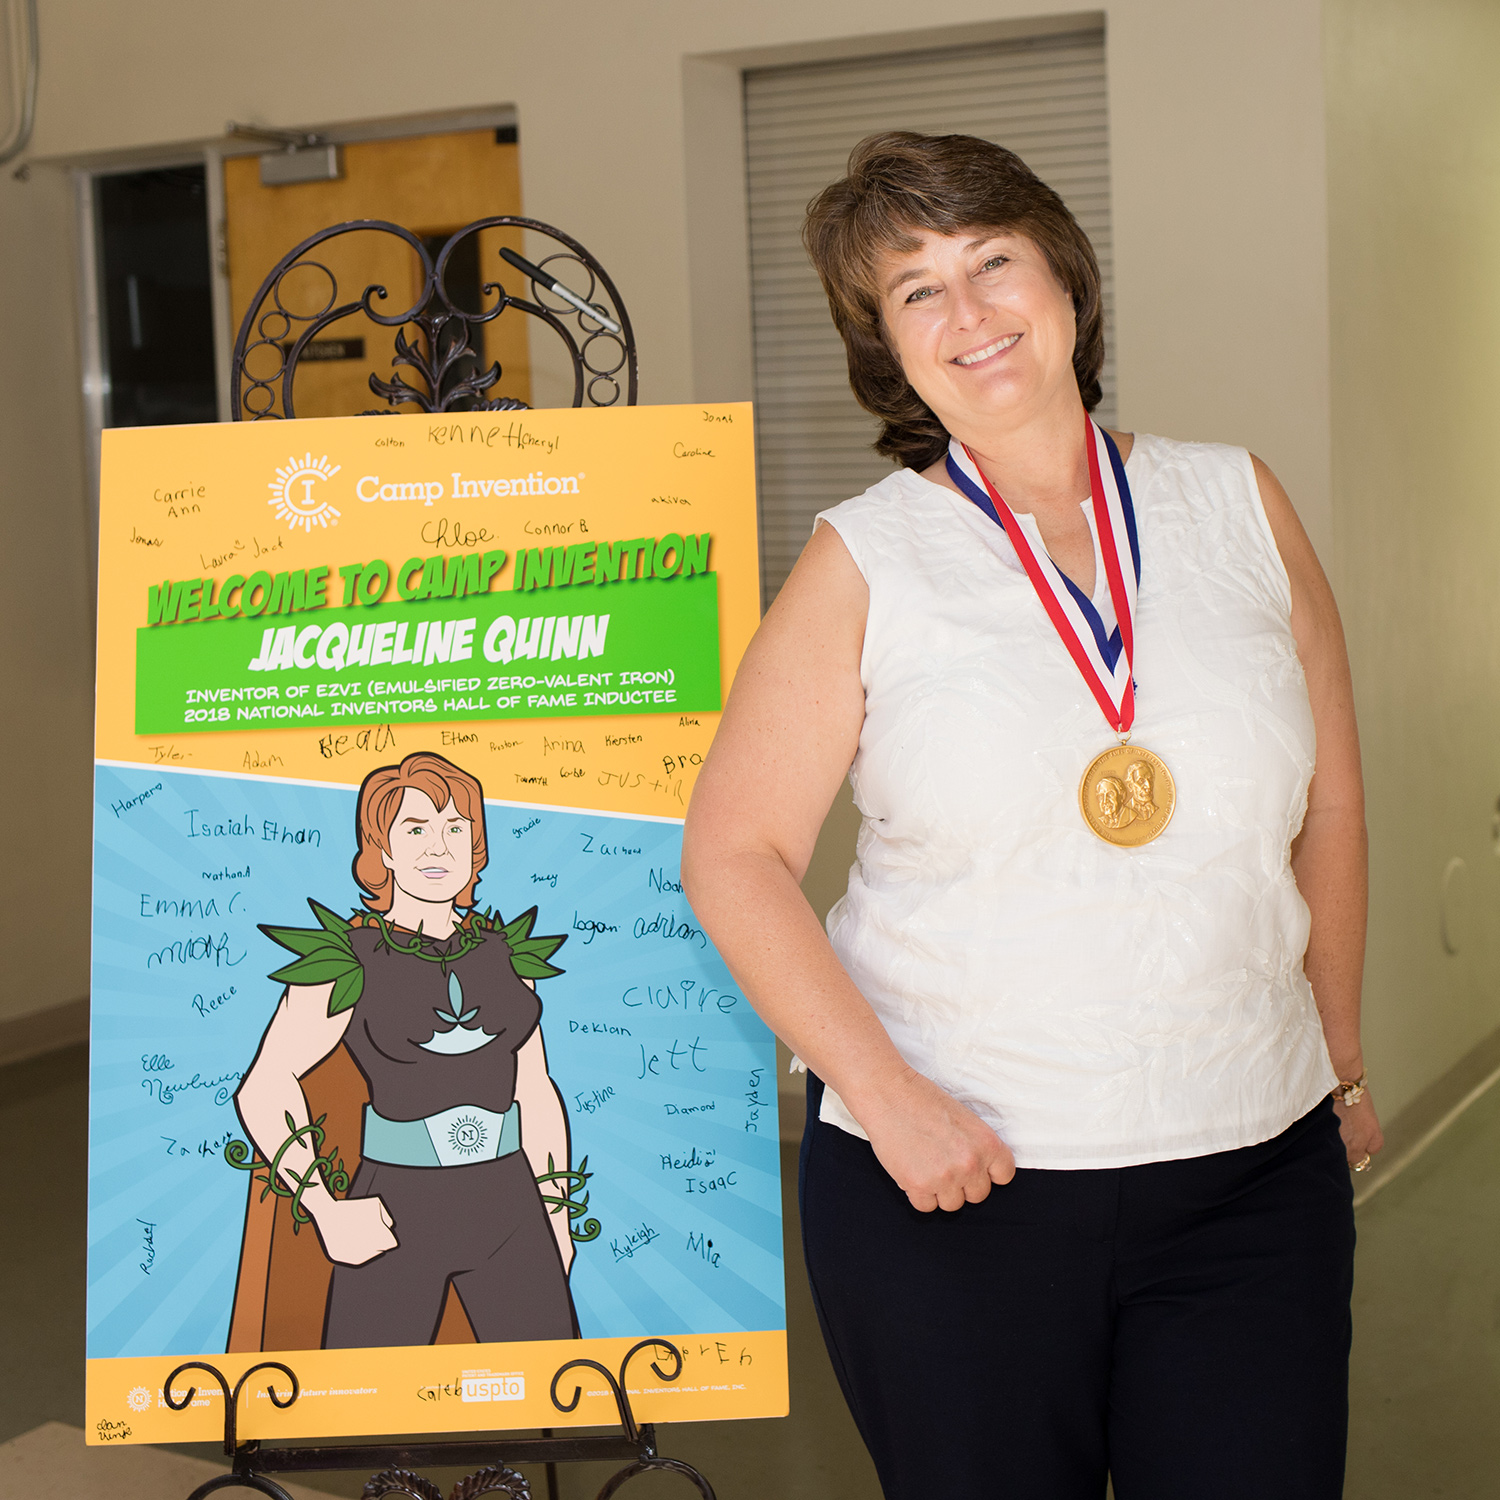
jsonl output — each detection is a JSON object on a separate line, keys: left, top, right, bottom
{"left": 181, "top": 219, "right": 711, "bottom": 1499}
{"left": 230, "top": 214, "right": 637, "bottom": 420}
{"left": 164, "top": 1339, "right": 714, "bottom": 1499}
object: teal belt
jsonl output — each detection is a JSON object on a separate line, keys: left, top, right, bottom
{"left": 362, "top": 1101, "right": 521, "bottom": 1168}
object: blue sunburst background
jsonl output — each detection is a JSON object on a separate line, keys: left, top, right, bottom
{"left": 87, "top": 762, "right": 784, "bottom": 1359}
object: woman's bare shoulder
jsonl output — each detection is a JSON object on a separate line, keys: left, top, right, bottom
{"left": 762, "top": 518, "right": 868, "bottom": 656}
{"left": 1245, "top": 454, "right": 1352, "bottom": 696}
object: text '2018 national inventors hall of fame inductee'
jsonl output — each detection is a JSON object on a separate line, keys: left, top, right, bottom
{"left": 86, "top": 403, "right": 787, "bottom": 1447}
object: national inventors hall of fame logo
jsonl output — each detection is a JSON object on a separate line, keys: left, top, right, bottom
{"left": 269, "top": 453, "right": 342, "bottom": 532}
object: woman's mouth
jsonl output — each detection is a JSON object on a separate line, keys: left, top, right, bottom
{"left": 419, "top": 866, "right": 449, "bottom": 880}
{"left": 952, "top": 332, "right": 1021, "bottom": 367}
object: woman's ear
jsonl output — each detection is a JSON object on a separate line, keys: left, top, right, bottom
{"left": 380, "top": 848, "right": 395, "bottom": 871}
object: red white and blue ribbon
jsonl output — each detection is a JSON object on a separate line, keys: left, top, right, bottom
{"left": 945, "top": 418, "right": 1141, "bottom": 735}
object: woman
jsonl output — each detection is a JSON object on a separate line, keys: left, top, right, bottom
{"left": 235, "top": 750, "right": 578, "bottom": 1349}
{"left": 682, "top": 133, "right": 1383, "bottom": 1498}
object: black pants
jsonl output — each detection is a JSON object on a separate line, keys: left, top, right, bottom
{"left": 800, "top": 1076, "right": 1354, "bottom": 1499}
{"left": 323, "top": 1151, "right": 576, "bottom": 1348}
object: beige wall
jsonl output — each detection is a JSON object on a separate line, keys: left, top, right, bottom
{"left": 0, "top": 0, "right": 1334, "bottom": 1029}
{"left": 1325, "top": 0, "right": 1500, "bottom": 1117}
{"left": 0, "top": 164, "right": 95, "bottom": 1028}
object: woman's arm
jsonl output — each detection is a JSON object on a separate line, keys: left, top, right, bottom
{"left": 1253, "top": 456, "right": 1384, "bottom": 1165}
{"left": 234, "top": 985, "right": 398, "bottom": 1263}
{"left": 683, "top": 522, "right": 1016, "bottom": 1211}
{"left": 514, "top": 1025, "right": 575, "bottom": 1270}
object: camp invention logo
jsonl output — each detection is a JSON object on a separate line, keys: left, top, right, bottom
{"left": 268, "top": 457, "right": 587, "bottom": 533}
{"left": 355, "top": 470, "right": 585, "bottom": 505}
{"left": 269, "top": 453, "right": 343, "bottom": 532}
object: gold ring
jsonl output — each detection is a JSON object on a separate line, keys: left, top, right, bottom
{"left": 1352, "top": 1154, "right": 1372, "bottom": 1173}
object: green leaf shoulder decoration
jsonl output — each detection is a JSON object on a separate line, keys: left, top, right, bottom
{"left": 259, "top": 900, "right": 569, "bottom": 1017}
{"left": 486, "top": 903, "right": 569, "bottom": 981}
{"left": 259, "top": 900, "right": 366, "bottom": 1016}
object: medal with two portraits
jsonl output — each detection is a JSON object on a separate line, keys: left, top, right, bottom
{"left": 945, "top": 418, "right": 1175, "bottom": 847}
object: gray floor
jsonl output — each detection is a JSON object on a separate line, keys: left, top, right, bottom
{"left": 6, "top": 1040, "right": 1499, "bottom": 1498}
{"left": 1345, "top": 1077, "right": 1500, "bottom": 1499}
{"left": 2, "top": 1046, "right": 90, "bottom": 1449}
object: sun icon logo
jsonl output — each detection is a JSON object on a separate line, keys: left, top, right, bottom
{"left": 449, "top": 1115, "right": 488, "bottom": 1157}
{"left": 126, "top": 1385, "right": 153, "bottom": 1412}
{"left": 268, "top": 453, "right": 342, "bottom": 532}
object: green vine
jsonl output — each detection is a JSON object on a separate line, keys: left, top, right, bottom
{"left": 537, "top": 1153, "right": 601, "bottom": 1242}
{"left": 225, "top": 1111, "right": 351, "bottom": 1233}
{"left": 229, "top": 1121, "right": 600, "bottom": 1247}
{"left": 259, "top": 900, "right": 569, "bottom": 1017}
{"left": 369, "top": 911, "right": 485, "bottom": 967}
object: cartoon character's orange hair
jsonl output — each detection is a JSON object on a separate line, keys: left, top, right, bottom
{"left": 352, "top": 752, "right": 489, "bottom": 912}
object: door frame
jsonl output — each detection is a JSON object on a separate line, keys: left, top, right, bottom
{"left": 71, "top": 148, "right": 210, "bottom": 550}
{"left": 70, "top": 104, "right": 520, "bottom": 533}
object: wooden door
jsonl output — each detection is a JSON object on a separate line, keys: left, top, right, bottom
{"left": 224, "top": 129, "right": 532, "bottom": 417}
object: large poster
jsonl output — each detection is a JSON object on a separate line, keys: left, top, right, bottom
{"left": 85, "top": 404, "right": 785, "bottom": 1446}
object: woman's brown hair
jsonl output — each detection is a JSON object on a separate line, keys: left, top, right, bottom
{"left": 803, "top": 131, "right": 1105, "bottom": 471}
{"left": 353, "top": 752, "right": 489, "bottom": 912}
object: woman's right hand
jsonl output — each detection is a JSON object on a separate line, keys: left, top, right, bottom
{"left": 854, "top": 1067, "right": 1017, "bottom": 1212}
{"left": 309, "top": 1195, "right": 398, "bottom": 1264}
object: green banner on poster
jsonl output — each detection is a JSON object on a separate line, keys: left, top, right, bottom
{"left": 134, "top": 575, "right": 721, "bottom": 733}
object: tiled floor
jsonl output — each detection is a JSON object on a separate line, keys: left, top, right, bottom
{"left": 7, "top": 1040, "right": 1498, "bottom": 1497}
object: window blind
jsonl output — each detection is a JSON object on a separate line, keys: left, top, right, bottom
{"left": 744, "top": 29, "right": 1114, "bottom": 600}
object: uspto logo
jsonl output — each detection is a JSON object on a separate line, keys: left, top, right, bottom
{"left": 126, "top": 1386, "right": 153, "bottom": 1412}
{"left": 462, "top": 1372, "right": 525, "bottom": 1402}
{"left": 449, "top": 1115, "right": 488, "bottom": 1157}
{"left": 269, "top": 453, "right": 342, "bottom": 531}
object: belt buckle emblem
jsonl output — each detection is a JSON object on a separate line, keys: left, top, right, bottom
{"left": 449, "top": 1114, "right": 489, "bottom": 1157}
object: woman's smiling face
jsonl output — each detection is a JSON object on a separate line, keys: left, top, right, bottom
{"left": 380, "top": 787, "right": 475, "bottom": 907}
{"left": 876, "top": 228, "right": 1079, "bottom": 433}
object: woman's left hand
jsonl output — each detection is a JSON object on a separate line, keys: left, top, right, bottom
{"left": 1336, "top": 1091, "right": 1384, "bottom": 1171}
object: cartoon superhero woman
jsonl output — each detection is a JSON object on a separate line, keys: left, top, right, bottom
{"left": 232, "top": 751, "right": 579, "bottom": 1349}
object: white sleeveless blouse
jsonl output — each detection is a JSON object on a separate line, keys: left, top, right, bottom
{"left": 815, "top": 433, "right": 1337, "bottom": 1169}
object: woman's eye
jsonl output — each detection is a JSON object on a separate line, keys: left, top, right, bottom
{"left": 981, "top": 255, "right": 1008, "bottom": 271}
{"left": 904, "top": 285, "right": 937, "bottom": 304}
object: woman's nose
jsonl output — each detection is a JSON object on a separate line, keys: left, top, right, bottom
{"left": 948, "top": 281, "right": 988, "bottom": 330}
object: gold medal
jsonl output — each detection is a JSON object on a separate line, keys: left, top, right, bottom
{"left": 952, "top": 421, "right": 1173, "bottom": 847}
{"left": 1079, "top": 744, "right": 1176, "bottom": 847}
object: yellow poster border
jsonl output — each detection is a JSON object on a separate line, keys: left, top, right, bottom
{"left": 86, "top": 1331, "right": 788, "bottom": 1446}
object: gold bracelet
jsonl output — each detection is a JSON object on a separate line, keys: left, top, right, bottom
{"left": 1330, "top": 1070, "right": 1367, "bottom": 1108}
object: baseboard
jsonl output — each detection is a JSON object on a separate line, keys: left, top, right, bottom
{"left": 1354, "top": 1020, "right": 1500, "bottom": 1208}
{"left": 0, "top": 997, "right": 89, "bottom": 1069}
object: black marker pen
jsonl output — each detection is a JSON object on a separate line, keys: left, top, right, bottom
{"left": 500, "top": 247, "right": 623, "bottom": 336}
